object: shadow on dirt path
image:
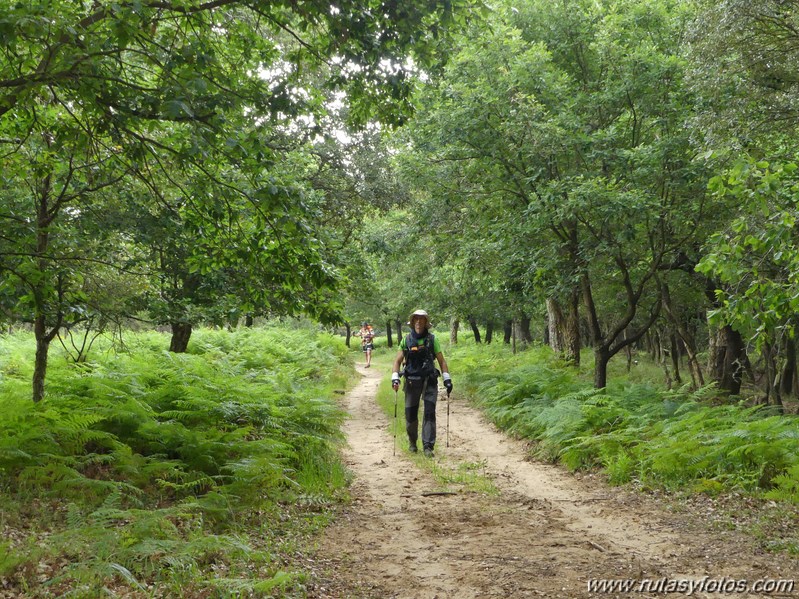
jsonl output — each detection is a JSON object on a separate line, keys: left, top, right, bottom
{"left": 308, "top": 364, "right": 798, "bottom": 598}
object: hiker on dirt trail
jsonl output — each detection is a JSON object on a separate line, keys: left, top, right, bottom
{"left": 391, "top": 310, "right": 452, "bottom": 458}
{"left": 354, "top": 321, "right": 375, "bottom": 368}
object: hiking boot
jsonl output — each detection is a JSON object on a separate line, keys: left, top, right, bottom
{"left": 409, "top": 443, "right": 418, "bottom": 453}
{"left": 423, "top": 447, "right": 434, "bottom": 458}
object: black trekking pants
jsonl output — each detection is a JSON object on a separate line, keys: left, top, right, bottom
{"left": 403, "top": 377, "right": 438, "bottom": 449}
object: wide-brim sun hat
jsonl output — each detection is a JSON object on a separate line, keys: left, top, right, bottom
{"left": 408, "top": 309, "right": 432, "bottom": 327}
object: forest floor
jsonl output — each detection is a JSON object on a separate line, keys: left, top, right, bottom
{"left": 306, "top": 363, "right": 799, "bottom": 598}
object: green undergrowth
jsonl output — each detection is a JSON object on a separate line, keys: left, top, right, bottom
{"left": 0, "top": 324, "right": 352, "bottom": 597}
{"left": 448, "top": 341, "right": 799, "bottom": 508}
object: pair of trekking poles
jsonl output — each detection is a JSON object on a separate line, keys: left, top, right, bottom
{"left": 393, "top": 381, "right": 451, "bottom": 456}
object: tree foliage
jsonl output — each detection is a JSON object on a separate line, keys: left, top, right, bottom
{"left": 342, "top": 0, "right": 799, "bottom": 402}
{"left": 0, "top": 0, "right": 482, "bottom": 399}
{"left": 385, "top": 0, "right": 710, "bottom": 385}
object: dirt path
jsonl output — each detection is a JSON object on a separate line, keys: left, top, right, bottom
{"left": 309, "top": 365, "right": 799, "bottom": 598}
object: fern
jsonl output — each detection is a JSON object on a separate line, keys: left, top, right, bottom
{"left": 156, "top": 473, "right": 218, "bottom": 497}
{"left": 0, "top": 324, "right": 353, "bottom": 595}
{"left": 766, "top": 463, "right": 799, "bottom": 504}
{"left": 449, "top": 342, "right": 799, "bottom": 499}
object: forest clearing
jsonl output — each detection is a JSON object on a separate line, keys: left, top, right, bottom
{"left": 6, "top": 0, "right": 799, "bottom": 596}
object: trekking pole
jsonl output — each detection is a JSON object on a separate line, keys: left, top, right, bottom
{"left": 446, "top": 388, "right": 451, "bottom": 448}
{"left": 393, "top": 387, "right": 398, "bottom": 456}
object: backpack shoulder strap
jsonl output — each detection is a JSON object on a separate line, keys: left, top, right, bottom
{"left": 403, "top": 334, "right": 412, "bottom": 358}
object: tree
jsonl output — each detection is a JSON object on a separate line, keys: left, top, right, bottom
{"left": 688, "top": 0, "right": 799, "bottom": 143}
{"left": 686, "top": 0, "right": 799, "bottom": 396}
{"left": 0, "top": 0, "right": 482, "bottom": 400}
{"left": 399, "top": 0, "right": 705, "bottom": 386}
{"left": 0, "top": 106, "right": 131, "bottom": 401}
{"left": 697, "top": 158, "right": 799, "bottom": 410}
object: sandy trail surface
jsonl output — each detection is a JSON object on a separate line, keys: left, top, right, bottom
{"left": 309, "top": 364, "right": 799, "bottom": 598}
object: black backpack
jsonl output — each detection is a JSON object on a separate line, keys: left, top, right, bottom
{"left": 402, "top": 333, "right": 437, "bottom": 380}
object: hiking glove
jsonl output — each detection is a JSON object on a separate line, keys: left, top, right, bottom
{"left": 443, "top": 373, "right": 453, "bottom": 393}
{"left": 392, "top": 372, "right": 401, "bottom": 391}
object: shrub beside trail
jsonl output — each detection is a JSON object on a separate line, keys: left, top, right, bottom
{"left": 452, "top": 342, "right": 799, "bottom": 502}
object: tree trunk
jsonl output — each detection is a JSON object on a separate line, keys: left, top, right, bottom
{"left": 245, "top": 313, "right": 253, "bottom": 327}
{"left": 661, "top": 283, "right": 703, "bottom": 388}
{"left": 546, "top": 298, "right": 565, "bottom": 354}
{"left": 663, "top": 364, "right": 673, "bottom": 390}
{"left": 708, "top": 328, "right": 721, "bottom": 380}
{"left": 512, "top": 319, "right": 517, "bottom": 354}
{"left": 395, "top": 318, "right": 403, "bottom": 342}
{"left": 565, "top": 291, "right": 581, "bottom": 365}
{"left": 518, "top": 315, "right": 533, "bottom": 344}
{"left": 169, "top": 322, "right": 193, "bottom": 353}
{"left": 580, "top": 269, "right": 660, "bottom": 389}
{"left": 625, "top": 328, "right": 633, "bottom": 372}
{"left": 594, "top": 345, "right": 610, "bottom": 389}
{"left": 650, "top": 329, "right": 660, "bottom": 363}
{"left": 468, "top": 317, "right": 482, "bottom": 343}
{"left": 780, "top": 336, "right": 796, "bottom": 398}
{"left": 580, "top": 317, "right": 593, "bottom": 348}
{"left": 503, "top": 320, "right": 512, "bottom": 344}
{"left": 712, "top": 325, "right": 746, "bottom": 395}
{"left": 345, "top": 322, "right": 352, "bottom": 348}
{"left": 485, "top": 321, "right": 494, "bottom": 344}
{"left": 450, "top": 317, "right": 459, "bottom": 344}
{"left": 708, "top": 325, "right": 745, "bottom": 396}
{"left": 670, "top": 331, "right": 681, "bottom": 384}
{"left": 385, "top": 320, "right": 393, "bottom": 348}
{"left": 763, "top": 341, "right": 784, "bottom": 412}
{"left": 32, "top": 318, "right": 51, "bottom": 403}
{"left": 547, "top": 296, "right": 581, "bottom": 365}
{"left": 31, "top": 169, "right": 61, "bottom": 402}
